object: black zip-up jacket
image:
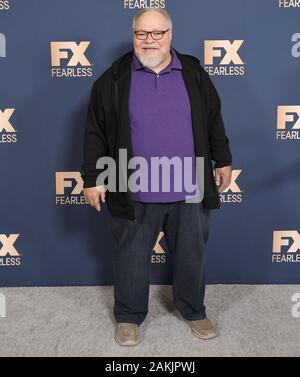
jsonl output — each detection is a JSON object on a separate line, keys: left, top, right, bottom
{"left": 81, "top": 48, "right": 233, "bottom": 221}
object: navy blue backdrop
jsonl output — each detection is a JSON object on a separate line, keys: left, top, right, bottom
{"left": 0, "top": 0, "right": 299, "bottom": 286}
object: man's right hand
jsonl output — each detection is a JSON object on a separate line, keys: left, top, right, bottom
{"left": 83, "top": 185, "right": 106, "bottom": 212}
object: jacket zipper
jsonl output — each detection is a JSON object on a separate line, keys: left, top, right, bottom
{"left": 196, "top": 71, "right": 220, "bottom": 202}
{"left": 113, "top": 71, "right": 136, "bottom": 222}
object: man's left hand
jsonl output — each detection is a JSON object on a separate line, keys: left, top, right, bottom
{"left": 214, "top": 166, "right": 232, "bottom": 193}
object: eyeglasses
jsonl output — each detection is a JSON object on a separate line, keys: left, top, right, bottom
{"left": 134, "top": 29, "right": 170, "bottom": 41}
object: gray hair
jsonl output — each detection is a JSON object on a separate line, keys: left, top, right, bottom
{"left": 132, "top": 8, "right": 173, "bottom": 31}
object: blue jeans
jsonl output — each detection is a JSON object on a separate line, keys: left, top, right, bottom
{"left": 110, "top": 200, "right": 210, "bottom": 325}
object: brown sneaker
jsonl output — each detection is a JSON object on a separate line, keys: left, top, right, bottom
{"left": 183, "top": 317, "right": 218, "bottom": 340}
{"left": 115, "top": 323, "right": 140, "bottom": 346}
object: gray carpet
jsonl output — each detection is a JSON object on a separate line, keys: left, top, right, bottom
{"left": 0, "top": 285, "right": 299, "bottom": 357}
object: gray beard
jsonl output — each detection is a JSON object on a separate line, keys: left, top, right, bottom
{"left": 139, "top": 53, "right": 165, "bottom": 69}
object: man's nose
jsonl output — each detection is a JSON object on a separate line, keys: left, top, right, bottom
{"left": 145, "top": 34, "right": 155, "bottom": 43}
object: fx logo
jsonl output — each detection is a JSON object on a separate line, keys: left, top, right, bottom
{"left": 277, "top": 106, "right": 300, "bottom": 130}
{"left": 0, "top": 108, "right": 16, "bottom": 132}
{"left": 292, "top": 294, "right": 300, "bottom": 319}
{"left": 222, "top": 170, "right": 242, "bottom": 193}
{"left": 292, "top": 33, "right": 300, "bottom": 58}
{"left": 204, "top": 40, "right": 244, "bottom": 65}
{"left": 0, "top": 294, "right": 6, "bottom": 318}
{"left": 0, "top": 33, "right": 6, "bottom": 58}
{"left": 273, "top": 231, "right": 300, "bottom": 254}
{"left": 50, "top": 42, "right": 91, "bottom": 67}
{"left": 153, "top": 232, "right": 165, "bottom": 254}
{"left": 0, "top": 234, "right": 20, "bottom": 257}
{"left": 55, "top": 172, "right": 83, "bottom": 195}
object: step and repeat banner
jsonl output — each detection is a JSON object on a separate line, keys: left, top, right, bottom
{"left": 0, "top": 0, "right": 299, "bottom": 286}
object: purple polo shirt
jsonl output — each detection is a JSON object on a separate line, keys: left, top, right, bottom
{"left": 128, "top": 49, "right": 197, "bottom": 202}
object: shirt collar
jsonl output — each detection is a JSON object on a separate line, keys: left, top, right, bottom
{"left": 132, "top": 48, "right": 182, "bottom": 73}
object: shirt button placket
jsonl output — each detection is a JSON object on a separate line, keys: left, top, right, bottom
{"left": 156, "top": 74, "right": 160, "bottom": 93}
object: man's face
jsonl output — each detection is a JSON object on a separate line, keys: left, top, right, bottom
{"left": 133, "top": 11, "right": 172, "bottom": 69}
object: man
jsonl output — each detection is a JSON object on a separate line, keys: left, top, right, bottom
{"left": 82, "top": 8, "right": 232, "bottom": 346}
